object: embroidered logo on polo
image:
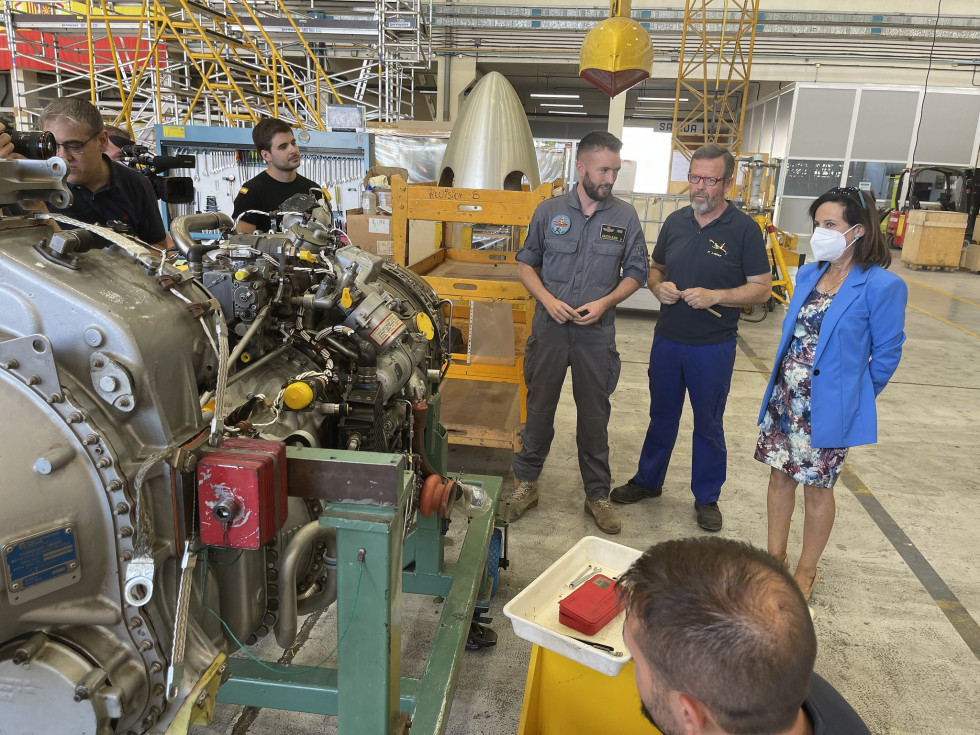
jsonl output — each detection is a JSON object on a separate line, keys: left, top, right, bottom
{"left": 600, "top": 224, "right": 626, "bottom": 242}
{"left": 551, "top": 215, "right": 571, "bottom": 235}
{"left": 708, "top": 239, "right": 728, "bottom": 257}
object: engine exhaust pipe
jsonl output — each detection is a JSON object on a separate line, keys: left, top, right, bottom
{"left": 274, "top": 522, "right": 337, "bottom": 648}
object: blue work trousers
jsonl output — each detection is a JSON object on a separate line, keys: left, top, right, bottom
{"left": 633, "top": 335, "right": 737, "bottom": 503}
{"left": 512, "top": 316, "right": 621, "bottom": 502}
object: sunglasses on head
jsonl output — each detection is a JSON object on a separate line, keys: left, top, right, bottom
{"left": 829, "top": 186, "right": 868, "bottom": 211}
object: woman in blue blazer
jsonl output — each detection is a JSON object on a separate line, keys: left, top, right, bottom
{"left": 755, "top": 187, "right": 907, "bottom": 601}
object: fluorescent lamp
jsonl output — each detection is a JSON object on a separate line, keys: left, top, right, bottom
{"left": 530, "top": 93, "right": 580, "bottom": 99}
{"left": 548, "top": 110, "right": 587, "bottom": 116}
{"left": 419, "top": 90, "right": 437, "bottom": 95}
{"left": 540, "top": 103, "right": 584, "bottom": 108}
{"left": 638, "top": 96, "right": 688, "bottom": 102}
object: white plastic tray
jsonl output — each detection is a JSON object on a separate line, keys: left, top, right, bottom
{"left": 504, "top": 535, "right": 642, "bottom": 676}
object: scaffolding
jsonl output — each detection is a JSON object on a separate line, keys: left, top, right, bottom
{"left": 0, "top": 0, "right": 430, "bottom": 134}
{"left": 670, "top": 0, "right": 760, "bottom": 162}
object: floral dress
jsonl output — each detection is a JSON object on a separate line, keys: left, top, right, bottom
{"left": 754, "top": 288, "right": 848, "bottom": 488}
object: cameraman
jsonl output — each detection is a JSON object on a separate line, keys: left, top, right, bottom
{"left": 20, "top": 99, "right": 171, "bottom": 251}
{"left": 104, "top": 124, "right": 132, "bottom": 163}
{"left": 0, "top": 124, "right": 12, "bottom": 158}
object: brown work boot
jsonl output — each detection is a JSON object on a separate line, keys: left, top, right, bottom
{"left": 584, "top": 498, "right": 621, "bottom": 535}
{"left": 508, "top": 480, "right": 538, "bottom": 521}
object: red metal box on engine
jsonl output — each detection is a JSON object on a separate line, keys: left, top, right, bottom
{"left": 197, "top": 448, "right": 281, "bottom": 549}
{"left": 221, "top": 437, "right": 288, "bottom": 528}
{"left": 558, "top": 574, "right": 624, "bottom": 636}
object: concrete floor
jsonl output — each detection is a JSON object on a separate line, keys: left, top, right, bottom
{"left": 193, "top": 252, "right": 980, "bottom": 735}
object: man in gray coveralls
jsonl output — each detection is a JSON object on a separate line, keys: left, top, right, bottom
{"left": 510, "top": 130, "right": 649, "bottom": 534}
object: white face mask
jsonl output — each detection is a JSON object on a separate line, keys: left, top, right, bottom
{"left": 810, "top": 224, "right": 859, "bottom": 262}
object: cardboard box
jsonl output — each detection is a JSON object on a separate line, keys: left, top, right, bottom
{"left": 346, "top": 214, "right": 393, "bottom": 260}
{"left": 363, "top": 165, "right": 408, "bottom": 188}
{"left": 901, "top": 210, "right": 967, "bottom": 268}
{"left": 961, "top": 243, "right": 980, "bottom": 272}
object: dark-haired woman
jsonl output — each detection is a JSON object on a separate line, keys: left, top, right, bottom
{"left": 755, "top": 187, "right": 907, "bottom": 601}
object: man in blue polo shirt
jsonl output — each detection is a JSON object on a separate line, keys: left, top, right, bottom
{"left": 24, "top": 99, "right": 170, "bottom": 250}
{"left": 612, "top": 142, "right": 771, "bottom": 531}
{"left": 510, "top": 130, "right": 649, "bottom": 535}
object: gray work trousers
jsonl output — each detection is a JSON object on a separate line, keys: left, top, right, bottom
{"left": 512, "top": 314, "right": 622, "bottom": 501}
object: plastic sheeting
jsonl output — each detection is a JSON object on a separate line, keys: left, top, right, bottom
{"left": 374, "top": 134, "right": 567, "bottom": 186}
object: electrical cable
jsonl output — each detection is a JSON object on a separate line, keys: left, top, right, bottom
{"left": 910, "top": 0, "right": 943, "bottom": 167}
{"left": 200, "top": 550, "right": 364, "bottom": 675}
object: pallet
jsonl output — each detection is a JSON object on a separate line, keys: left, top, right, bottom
{"left": 904, "top": 263, "right": 958, "bottom": 272}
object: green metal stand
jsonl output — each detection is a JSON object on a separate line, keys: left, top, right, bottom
{"left": 216, "top": 405, "right": 503, "bottom": 734}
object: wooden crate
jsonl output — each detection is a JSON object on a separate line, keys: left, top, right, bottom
{"left": 901, "top": 210, "right": 968, "bottom": 268}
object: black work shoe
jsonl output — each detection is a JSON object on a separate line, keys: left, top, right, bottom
{"left": 610, "top": 479, "right": 663, "bottom": 504}
{"left": 695, "top": 502, "right": 723, "bottom": 532}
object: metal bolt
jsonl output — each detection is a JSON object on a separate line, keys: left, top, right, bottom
{"left": 83, "top": 328, "right": 104, "bottom": 347}
{"left": 1, "top": 359, "right": 19, "bottom": 370}
{"left": 99, "top": 376, "right": 118, "bottom": 392}
{"left": 139, "top": 641, "right": 153, "bottom": 652}
{"left": 118, "top": 398, "right": 131, "bottom": 408}
{"left": 130, "top": 617, "right": 143, "bottom": 629}
{"left": 196, "top": 691, "right": 208, "bottom": 707}
{"left": 47, "top": 393, "right": 63, "bottom": 404}
{"left": 97, "top": 457, "right": 112, "bottom": 469}
{"left": 11, "top": 582, "right": 20, "bottom": 591}
{"left": 108, "top": 480, "right": 123, "bottom": 492}
{"left": 84, "top": 434, "right": 99, "bottom": 445}
{"left": 92, "top": 358, "right": 105, "bottom": 368}
{"left": 6, "top": 544, "right": 16, "bottom": 554}
{"left": 65, "top": 527, "right": 73, "bottom": 534}
{"left": 150, "top": 662, "right": 163, "bottom": 674}
{"left": 120, "top": 551, "right": 132, "bottom": 562}
{"left": 116, "top": 503, "right": 130, "bottom": 515}
{"left": 27, "top": 375, "right": 41, "bottom": 385}
{"left": 153, "top": 684, "right": 165, "bottom": 697}
{"left": 68, "top": 412, "right": 83, "bottom": 423}
{"left": 68, "top": 561, "right": 77, "bottom": 570}
{"left": 118, "top": 527, "right": 133, "bottom": 538}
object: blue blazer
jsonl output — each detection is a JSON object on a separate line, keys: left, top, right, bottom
{"left": 757, "top": 261, "right": 908, "bottom": 448}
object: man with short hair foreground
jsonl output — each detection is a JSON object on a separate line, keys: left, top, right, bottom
{"left": 232, "top": 117, "right": 319, "bottom": 234}
{"left": 619, "top": 537, "right": 870, "bottom": 735}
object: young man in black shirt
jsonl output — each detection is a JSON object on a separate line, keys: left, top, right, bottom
{"left": 232, "top": 118, "right": 320, "bottom": 233}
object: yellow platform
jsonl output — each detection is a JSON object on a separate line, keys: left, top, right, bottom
{"left": 517, "top": 645, "right": 661, "bottom": 735}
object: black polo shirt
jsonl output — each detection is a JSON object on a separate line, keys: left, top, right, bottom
{"left": 652, "top": 201, "right": 769, "bottom": 345}
{"left": 49, "top": 155, "right": 167, "bottom": 245}
{"left": 232, "top": 171, "right": 320, "bottom": 232}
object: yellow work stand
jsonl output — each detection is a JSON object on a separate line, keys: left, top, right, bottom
{"left": 390, "top": 176, "right": 557, "bottom": 451}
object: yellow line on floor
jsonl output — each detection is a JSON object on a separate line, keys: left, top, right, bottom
{"left": 907, "top": 303, "right": 980, "bottom": 339}
{"left": 899, "top": 273, "right": 980, "bottom": 308}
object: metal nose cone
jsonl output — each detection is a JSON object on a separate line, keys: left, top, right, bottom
{"left": 437, "top": 72, "right": 540, "bottom": 191}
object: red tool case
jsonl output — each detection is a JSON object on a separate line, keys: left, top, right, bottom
{"left": 558, "top": 574, "right": 625, "bottom": 636}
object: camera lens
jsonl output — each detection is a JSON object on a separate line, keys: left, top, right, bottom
{"left": 11, "top": 130, "right": 57, "bottom": 160}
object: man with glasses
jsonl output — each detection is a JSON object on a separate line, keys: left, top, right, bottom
{"left": 22, "top": 99, "right": 169, "bottom": 250}
{"left": 612, "top": 142, "right": 771, "bottom": 531}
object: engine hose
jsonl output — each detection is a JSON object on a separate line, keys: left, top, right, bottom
{"left": 275, "top": 523, "right": 337, "bottom": 648}
{"left": 322, "top": 334, "right": 358, "bottom": 362}
{"left": 227, "top": 305, "right": 271, "bottom": 366}
{"left": 412, "top": 400, "right": 439, "bottom": 479}
{"left": 170, "top": 212, "right": 233, "bottom": 274}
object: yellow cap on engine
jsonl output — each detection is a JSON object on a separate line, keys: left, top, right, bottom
{"left": 298, "top": 250, "right": 315, "bottom": 262}
{"left": 341, "top": 287, "right": 353, "bottom": 308}
{"left": 416, "top": 312, "right": 435, "bottom": 340}
{"left": 234, "top": 269, "right": 249, "bottom": 281}
{"left": 283, "top": 381, "right": 315, "bottom": 410}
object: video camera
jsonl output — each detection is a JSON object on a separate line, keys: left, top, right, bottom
{"left": 121, "top": 144, "right": 195, "bottom": 204}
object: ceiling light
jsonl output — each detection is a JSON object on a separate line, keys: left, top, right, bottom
{"left": 638, "top": 96, "right": 688, "bottom": 102}
{"left": 548, "top": 110, "right": 587, "bottom": 116}
{"left": 530, "top": 93, "right": 581, "bottom": 99}
{"left": 540, "top": 103, "right": 584, "bottom": 108}
{"left": 419, "top": 89, "right": 437, "bottom": 95}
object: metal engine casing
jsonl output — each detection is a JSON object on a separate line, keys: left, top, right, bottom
{"left": 0, "top": 208, "right": 448, "bottom": 733}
